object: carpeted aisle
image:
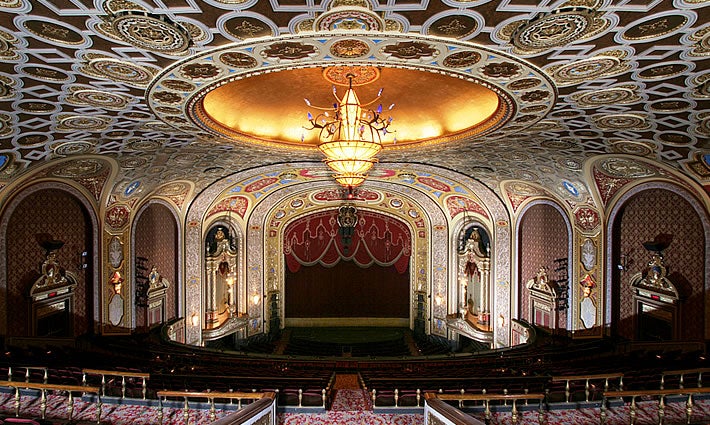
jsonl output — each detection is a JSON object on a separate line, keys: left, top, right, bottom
{"left": 279, "top": 374, "right": 424, "bottom": 424}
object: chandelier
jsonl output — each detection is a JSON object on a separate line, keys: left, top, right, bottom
{"left": 305, "top": 72, "right": 394, "bottom": 188}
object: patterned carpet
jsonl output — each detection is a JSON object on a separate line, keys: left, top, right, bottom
{"left": 0, "top": 390, "right": 708, "bottom": 424}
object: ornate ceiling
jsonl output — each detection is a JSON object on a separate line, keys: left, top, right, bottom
{"left": 0, "top": 0, "right": 708, "bottom": 210}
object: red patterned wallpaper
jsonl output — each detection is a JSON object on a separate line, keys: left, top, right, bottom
{"left": 5, "top": 189, "right": 91, "bottom": 336}
{"left": 614, "top": 189, "right": 705, "bottom": 341}
{"left": 518, "top": 204, "right": 569, "bottom": 329}
{"left": 135, "top": 203, "right": 178, "bottom": 327}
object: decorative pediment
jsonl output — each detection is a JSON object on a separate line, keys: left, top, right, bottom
{"left": 526, "top": 266, "right": 558, "bottom": 298}
{"left": 630, "top": 253, "right": 679, "bottom": 301}
{"left": 29, "top": 249, "right": 77, "bottom": 300}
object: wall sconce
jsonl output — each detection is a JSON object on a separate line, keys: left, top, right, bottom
{"left": 190, "top": 312, "right": 199, "bottom": 327}
{"left": 251, "top": 293, "right": 261, "bottom": 305}
{"left": 434, "top": 293, "right": 443, "bottom": 306}
{"left": 497, "top": 314, "right": 505, "bottom": 329}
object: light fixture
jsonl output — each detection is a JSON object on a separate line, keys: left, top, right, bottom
{"left": 190, "top": 312, "right": 199, "bottom": 327}
{"left": 305, "top": 70, "right": 394, "bottom": 189}
{"left": 251, "top": 293, "right": 260, "bottom": 305}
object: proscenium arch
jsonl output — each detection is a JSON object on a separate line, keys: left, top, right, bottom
{"left": 184, "top": 161, "right": 510, "bottom": 346}
{"left": 250, "top": 179, "right": 448, "bottom": 337}
{"left": 0, "top": 181, "right": 101, "bottom": 335}
{"left": 605, "top": 181, "right": 710, "bottom": 339}
{"left": 266, "top": 197, "right": 425, "bottom": 331}
{"left": 513, "top": 199, "right": 574, "bottom": 331}
{"left": 130, "top": 199, "right": 185, "bottom": 328}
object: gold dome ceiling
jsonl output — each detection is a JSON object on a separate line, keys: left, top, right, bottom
{"left": 199, "top": 66, "right": 503, "bottom": 149}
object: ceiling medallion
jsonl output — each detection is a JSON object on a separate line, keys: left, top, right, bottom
{"left": 149, "top": 32, "right": 556, "bottom": 152}
{"left": 427, "top": 14, "right": 479, "bottom": 39}
{"left": 547, "top": 53, "right": 630, "bottom": 87}
{"left": 512, "top": 7, "right": 595, "bottom": 50}
{"left": 52, "top": 141, "right": 95, "bottom": 156}
{"left": 593, "top": 113, "right": 649, "bottom": 131}
{"left": 621, "top": 14, "right": 689, "bottom": 41}
{"left": 323, "top": 65, "right": 379, "bottom": 86}
{"left": 330, "top": 39, "right": 371, "bottom": 58}
{"left": 71, "top": 89, "right": 129, "bottom": 110}
{"left": 84, "top": 57, "right": 155, "bottom": 87}
{"left": 314, "top": 5, "right": 384, "bottom": 32}
{"left": 21, "top": 19, "right": 86, "bottom": 45}
{"left": 110, "top": 10, "right": 192, "bottom": 54}
{"left": 571, "top": 86, "right": 640, "bottom": 107}
{"left": 223, "top": 16, "right": 273, "bottom": 40}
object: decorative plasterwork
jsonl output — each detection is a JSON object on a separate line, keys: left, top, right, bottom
{"left": 147, "top": 32, "right": 556, "bottom": 150}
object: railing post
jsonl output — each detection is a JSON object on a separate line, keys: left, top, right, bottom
{"left": 394, "top": 389, "right": 399, "bottom": 407}
{"left": 372, "top": 389, "right": 376, "bottom": 406}
{"left": 660, "top": 375, "right": 665, "bottom": 390}
{"left": 484, "top": 399, "right": 491, "bottom": 423}
{"left": 600, "top": 395, "right": 607, "bottom": 425}
{"left": 96, "top": 393, "right": 102, "bottom": 425}
{"left": 416, "top": 389, "right": 421, "bottom": 407}
{"left": 183, "top": 396, "right": 190, "bottom": 425}
{"left": 158, "top": 396, "right": 164, "bottom": 425}
{"left": 698, "top": 372, "right": 703, "bottom": 388}
{"left": 322, "top": 388, "right": 326, "bottom": 407}
{"left": 209, "top": 397, "right": 216, "bottom": 422}
{"left": 14, "top": 386, "right": 20, "bottom": 417}
{"left": 686, "top": 393, "right": 694, "bottom": 424}
{"left": 42, "top": 368, "right": 48, "bottom": 384}
{"left": 619, "top": 376, "right": 624, "bottom": 392}
{"left": 565, "top": 379, "right": 570, "bottom": 403}
{"left": 679, "top": 374, "right": 685, "bottom": 389}
{"left": 101, "top": 374, "right": 106, "bottom": 397}
{"left": 25, "top": 368, "right": 29, "bottom": 383}
{"left": 538, "top": 398, "right": 545, "bottom": 425}
{"left": 584, "top": 378, "right": 590, "bottom": 402}
{"left": 7, "top": 366, "right": 11, "bottom": 382}
{"left": 142, "top": 377, "right": 147, "bottom": 400}
{"left": 511, "top": 399, "right": 518, "bottom": 425}
{"left": 459, "top": 389, "right": 464, "bottom": 408}
{"left": 121, "top": 375, "right": 126, "bottom": 399}
{"left": 657, "top": 395, "right": 665, "bottom": 425}
{"left": 40, "top": 388, "right": 47, "bottom": 419}
{"left": 630, "top": 395, "right": 637, "bottom": 425}
{"left": 68, "top": 391, "right": 74, "bottom": 422}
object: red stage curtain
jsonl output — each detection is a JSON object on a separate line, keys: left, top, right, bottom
{"left": 284, "top": 209, "right": 411, "bottom": 274}
{"left": 285, "top": 261, "right": 409, "bottom": 318}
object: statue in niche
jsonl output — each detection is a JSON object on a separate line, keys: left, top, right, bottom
{"left": 205, "top": 225, "right": 238, "bottom": 326}
{"left": 458, "top": 226, "right": 491, "bottom": 326}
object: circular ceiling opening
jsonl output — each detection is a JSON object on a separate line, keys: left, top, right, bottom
{"left": 197, "top": 66, "right": 508, "bottom": 150}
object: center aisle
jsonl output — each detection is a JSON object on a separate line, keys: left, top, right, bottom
{"left": 278, "top": 374, "right": 424, "bottom": 424}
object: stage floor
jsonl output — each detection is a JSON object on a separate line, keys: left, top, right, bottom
{"left": 288, "top": 327, "right": 408, "bottom": 345}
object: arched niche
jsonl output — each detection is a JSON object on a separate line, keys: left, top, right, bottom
{"left": 607, "top": 183, "right": 709, "bottom": 341}
{"left": 0, "top": 182, "right": 99, "bottom": 337}
{"left": 131, "top": 200, "right": 181, "bottom": 331}
{"left": 515, "top": 200, "right": 572, "bottom": 333}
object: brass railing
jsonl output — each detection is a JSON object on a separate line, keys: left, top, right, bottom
{"left": 156, "top": 389, "right": 271, "bottom": 425}
{"left": 0, "top": 380, "right": 101, "bottom": 424}
{"left": 603, "top": 387, "right": 710, "bottom": 425}
{"left": 550, "top": 372, "right": 624, "bottom": 403}
{"left": 660, "top": 367, "right": 709, "bottom": 390}
{"left": 82, "top": 368, "right": 150, "bottom": 399}
{"left": 434, "top": 392, "right": 546, "bottom": 425}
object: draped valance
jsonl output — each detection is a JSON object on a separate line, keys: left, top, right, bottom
{"left": 284, "top": 209, "right": 411, "bottom": 274}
